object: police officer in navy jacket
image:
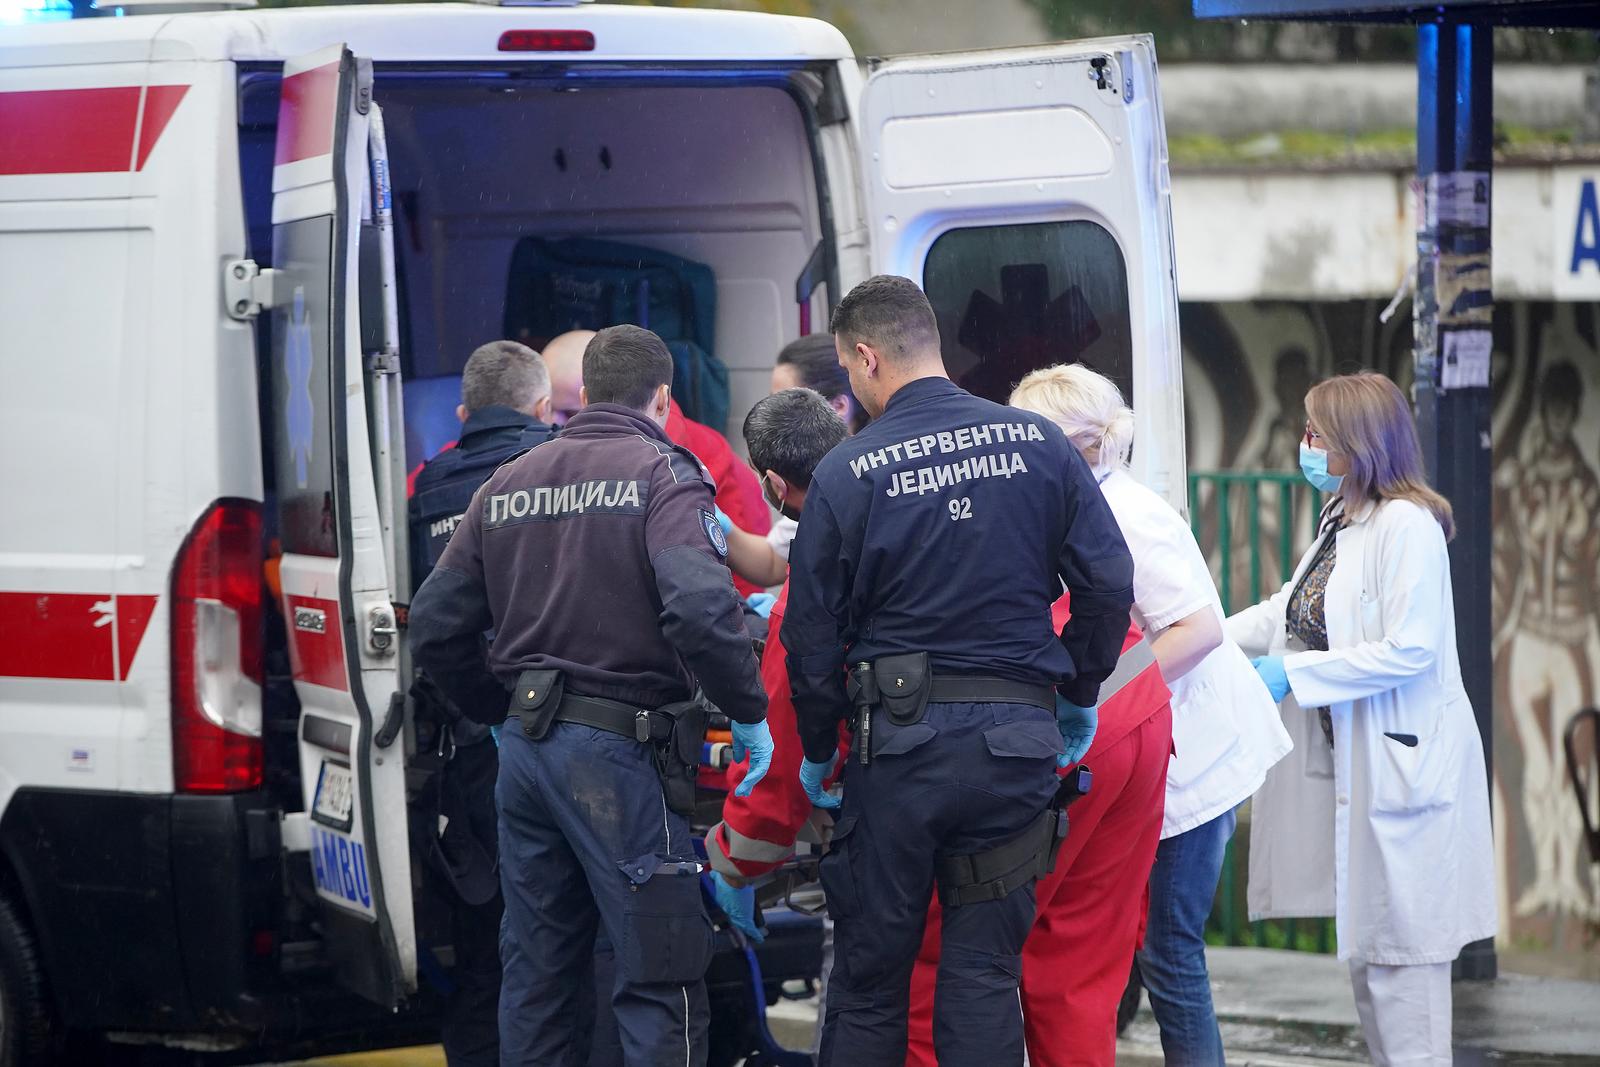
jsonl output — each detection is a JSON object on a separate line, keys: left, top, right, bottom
{"left": 410, "top": 325, "right": 770, "bottom": 1066}
{"left": 406, "top": 340, "right": 558, "bottom": 1067}
{"left": 782, "top": 276, "right": 1135, "bottom": 1067}
{"left": 409, "top": 341, "right": 560, "bottom": 588}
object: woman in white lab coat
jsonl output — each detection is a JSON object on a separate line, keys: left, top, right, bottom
{"left": 1228, "top": 371, "right": 1496, "bottom": 1067}
{"left": 1011, "top": 365, "right": 1292, "bottom": 1066}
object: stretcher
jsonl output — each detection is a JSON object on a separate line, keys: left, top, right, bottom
{"left": 693, "top": 708, "right": 825, "bottom": 1067}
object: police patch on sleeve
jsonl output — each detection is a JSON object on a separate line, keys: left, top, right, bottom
{"left": 700, "top": 508, "right": 729, "bottom": 557}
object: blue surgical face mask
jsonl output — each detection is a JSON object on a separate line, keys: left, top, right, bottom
{"left": 1299, "top": 441, "right": 1345, "bottom": 494}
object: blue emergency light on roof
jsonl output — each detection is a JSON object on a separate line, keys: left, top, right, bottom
{"left": 0, "top": 0, "right": 73, "bottom": 23}
{"left": 498, "top": 29, "right": 595, "bottom": 52}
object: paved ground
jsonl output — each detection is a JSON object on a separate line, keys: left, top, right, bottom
{"left": 1205, "top": 947, "right": 1600, "bottom": 1064}
{"left": 276, "top": 948, "right": 1600, "bottom": 1066}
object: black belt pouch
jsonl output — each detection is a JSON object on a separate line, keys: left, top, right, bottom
{"left": 875, "top": 652, "right": 932, "bottom": 725}
{"left": 511, "top": 669, "right": 564, "bottom": 740}
{"left": 652, "top": 697, "right": 708, "bottom": 816}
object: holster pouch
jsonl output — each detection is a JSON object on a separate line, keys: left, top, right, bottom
{"left": 935, "top": 764, "right": 1093, "bottom": 908}
{"left": 936, "top": 805, "right": 1064, "bottom": 908}
{"left": 873, "top": 652, "right": 932, "bottom": 725}
{"left": 651, "top": 696, "right": 709, "bottom": 817}
{"left": 511, "top": 669, "right": 564, "bottom": 740}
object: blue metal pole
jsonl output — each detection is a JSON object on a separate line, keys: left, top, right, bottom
{"left": 1415, "top": 17, "right": 1497, "bottom": 981}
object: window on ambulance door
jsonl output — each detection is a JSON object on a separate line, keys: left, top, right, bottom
{"left": 270, "top": 217, "right": 339, "bottom": 558}
{"left": 923, "top": 221, "right": 1133, "bottom": 406}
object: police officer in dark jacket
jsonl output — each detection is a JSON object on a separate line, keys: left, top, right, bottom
{"left": 410, "top": 340, "right": 560, "bottom": 587}
{"left": 783, "top": 276, "right": 1136, "bottom": 1067}
{"left": 406, "top": 340, "right": 558, "bottom": 1067}
{"left": 410, "top": 325, "right": 772, "bottom": 1067}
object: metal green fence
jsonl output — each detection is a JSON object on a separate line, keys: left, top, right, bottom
{"left": 1187, "top": 470, "right": 1335, "bottom": 953}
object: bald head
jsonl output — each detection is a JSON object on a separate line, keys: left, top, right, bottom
{"left": 543, "top": 329, "right": 594, "bottom": 425}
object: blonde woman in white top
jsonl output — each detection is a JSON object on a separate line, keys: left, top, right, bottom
{"left": 1011, "top": 365, "right": 1292, "bottom": 1066}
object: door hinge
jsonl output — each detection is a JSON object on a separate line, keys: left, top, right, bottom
{"left": 223, "top": 259, "right": 284, "bottom": 321}
{"left": 367, "top": 603, "right": 398, "bottom": 655}
{"left": 368, "top": 351, "right": 401, "bottom": 376}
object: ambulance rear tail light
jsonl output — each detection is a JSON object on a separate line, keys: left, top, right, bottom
{"left": 498, "top": 29, "right": 595, "bottom": 51}
{"left": 172, "top": 499, "right": 265, "bottom": 794}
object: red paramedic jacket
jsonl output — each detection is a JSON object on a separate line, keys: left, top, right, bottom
{"left": 707, "top": 581, "right": 847, "bottom": 879}
{"left": 665, "top": 399, "right": 771, "bottom": 597}
{"left": 1050, "top": 593, "right": 1169, "bottom": 756}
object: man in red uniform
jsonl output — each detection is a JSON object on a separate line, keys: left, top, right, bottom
{"left": 545, "top": 329, "right": 773, "bottom": 596}
{"left": 906, "top": 595, "right": 1172, "bottom": 1067}
{"left": 704, "top": 388, "right": 849, "bottom": 907}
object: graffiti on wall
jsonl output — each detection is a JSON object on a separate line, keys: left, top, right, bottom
{"left": 1490, "top": 305, "right": 1600, "bottom": 936}
{"left": 1182, "top": 299, "right": 1600, "bottom": 954}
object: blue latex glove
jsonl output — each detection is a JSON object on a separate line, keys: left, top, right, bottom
{"left": 713, "top": 506, "right": 735, "bottom": 536}
{"left": 729, "top": 718, "right": 774, "bottom": 797}
{"left": 800, "top": 755, "right": 841, "bottom": 809}
{"left": 745, "top": 592, "right": 776, "bottom": 619}
{"left": 1251, "top": 656, "right": 1292, "bottom": 703}
{"left": 1055, "top": 696, "right": 1099, "bottom": 768}
{"left": 709, "top": 871, "right": 764, "bottom": 943}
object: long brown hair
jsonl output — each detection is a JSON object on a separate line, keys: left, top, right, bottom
{"left": 1305, "top": 372, "right": 1455, "bottom": 540}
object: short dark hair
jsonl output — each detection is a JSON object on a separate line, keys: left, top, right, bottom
{"left": 777, "top": 334, "right": 865, "bottom": 432}
{"left": 829, "top": 275, "right": 940, "bottom": 363}
{"left": 582, "top": 325, "right": 674, "bottom": 411}
{"left": 461, "top": 340, "right": 549, "bottom": 414}
{"left": 743, "top": 388, "right": 846, "bottom": 489}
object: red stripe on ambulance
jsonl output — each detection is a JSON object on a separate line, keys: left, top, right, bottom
{"left": 273, "top": 62, "right": 340, "bottom": 165}
{"left": 0, "top": 85, "right": 188, "bottom": 176}
{"left": 0, "top": 592, "right": 158, "bottom": 680}
{"left": 135, "top": 84, "right": 190, "bottom": 171}
{"left": 283, "top": 594, "right": 349, "bottom": 692}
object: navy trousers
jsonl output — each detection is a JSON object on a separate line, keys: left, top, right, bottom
{"left": 817, "top": 702, "right": 1062, "bottom": 1067}
{"left": 497, "top": 719, "right": 713, "bottom": 1067}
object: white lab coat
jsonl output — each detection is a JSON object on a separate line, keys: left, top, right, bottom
{"left": 1100, "top": 471, "right": 1292, "bottom": 839}
{"left": 1226, "top": 497, "right": 1496, "bottom": 965}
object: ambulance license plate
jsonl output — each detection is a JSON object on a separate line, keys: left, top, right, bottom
{"left": 312, "top": 761, "right": 353, "bottom": 829}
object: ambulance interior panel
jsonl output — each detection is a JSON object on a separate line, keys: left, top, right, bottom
{"left": 403, "top": 374, "right": 466, "bottom": 471}
{"left": 240, "top": 70, "right": 828, "bottom": 451}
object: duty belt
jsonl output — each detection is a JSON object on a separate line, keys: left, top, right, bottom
{"left": 509, "top": 669, "right": 709, "bottom": 816}
{"left": 926, "top": 676, "right": 1055, "bottom": 711}
{"left": 848, "top": 652, "right": 1058, "bottom": 767}
{"left": 549, "top": 692, "right": 676, "bottom": 744}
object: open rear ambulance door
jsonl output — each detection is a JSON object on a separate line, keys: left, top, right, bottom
{"left": 859, "top": 38, "right": 1186, "bottom": 507}
{"left": 268, "top": 45, "right": 415, "bottom": 1008}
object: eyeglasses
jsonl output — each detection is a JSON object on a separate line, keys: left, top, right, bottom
{"left": 1303, "top": 422, "right": 1325, "bottom": 447}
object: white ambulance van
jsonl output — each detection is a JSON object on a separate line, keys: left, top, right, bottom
{"left": 0, "top": 1, "right": 1183, "bottom": 1060}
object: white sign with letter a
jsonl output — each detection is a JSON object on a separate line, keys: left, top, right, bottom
{"left": 1554, "top": 168, "right": 1600, "bottom": 300}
